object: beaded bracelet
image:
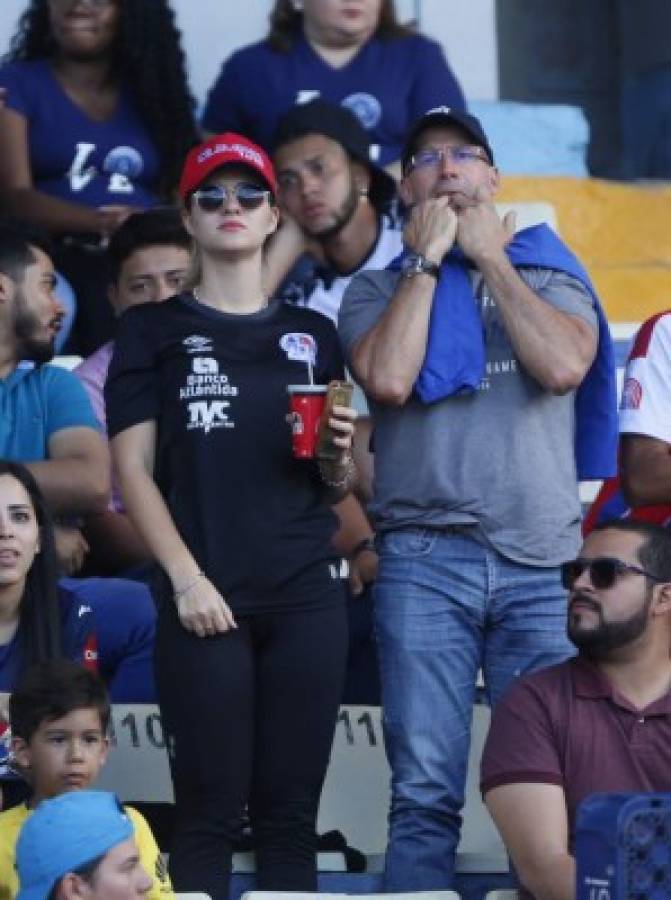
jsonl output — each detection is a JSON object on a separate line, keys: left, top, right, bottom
{"left": 174, "top": 572, "right": 205, "bottom": 599}
{"left": 318, "top": 455, "right": 356, "bottom": 490}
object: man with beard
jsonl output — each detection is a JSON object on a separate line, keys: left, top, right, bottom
{"left": 273, "top": 99, "right": 399, "bottom": 326}
{"left": 272, "top": 101, "right": 401, "bottom": 702}
{"left": 481, "top": 520, "right": 671, "bottom": 900}
{"left": 0, "top": 223, "right": 110, "bottom": 528}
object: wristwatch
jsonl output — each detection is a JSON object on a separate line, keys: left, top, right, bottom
{"left": 400, "top": 252, "right": 440, "bottom": 279}
{"left": 349, "top": 536, "right": 377, "bottom": 560}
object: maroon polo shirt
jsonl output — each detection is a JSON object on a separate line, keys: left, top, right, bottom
{"left": 481, "top": 656, "right": 671, "bottom": 852}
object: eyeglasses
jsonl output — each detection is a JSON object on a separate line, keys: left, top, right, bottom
{"left": 192, "top": 184, "right": 272, "bottom": 213}
{"left": 560, "top": 556, "right": 665, "bottom": 591}
{"left": 407, "top": 145, "right": 490, "bottom": 174}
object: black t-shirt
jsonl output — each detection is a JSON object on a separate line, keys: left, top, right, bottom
{"left": 105, "top": 293, "right": 345, "bottom": 614}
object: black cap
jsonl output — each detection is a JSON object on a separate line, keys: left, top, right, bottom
{"left": 273, "top": 99, "right": 397, "bottom": 210}
{"left": 402, "top": 107, "right": 495, "bottom": 172}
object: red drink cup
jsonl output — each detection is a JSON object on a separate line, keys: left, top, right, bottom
{"left": 287, "top": 384, "right": 327, "bottom": 458}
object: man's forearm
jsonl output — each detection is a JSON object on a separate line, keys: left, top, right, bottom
{"left": 477, "top": 251, "right": 596, "bottom": 394}
{"left": 351, "top": 196, "right": 457, "bottom": 405}
{"left": 25, "top": 458, "right": 110, "bottom": 515}
{"left": 519, "top": 853, "right": 575, "bottom": 900}
{"left": 354, "top": 273, "right": 435, "bottom": 405}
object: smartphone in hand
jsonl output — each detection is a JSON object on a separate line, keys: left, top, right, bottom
{"left": 316, "top": 380, "right": 353, "bottom": 461}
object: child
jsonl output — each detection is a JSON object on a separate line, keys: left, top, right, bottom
{"left": 0, "top": 660, "right": 173, "bottom": 900}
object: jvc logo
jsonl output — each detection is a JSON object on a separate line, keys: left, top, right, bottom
{"left": 187, "top": 401, "right": 231, "bottom": 434}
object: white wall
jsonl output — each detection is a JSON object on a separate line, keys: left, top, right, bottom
{"left": 0, "top": 0, "right": 498, "bottom": 104}
{"left": 421, "top": 0, "right": 498, "bottom": 100}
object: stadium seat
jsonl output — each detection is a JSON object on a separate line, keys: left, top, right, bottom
{"left": 241, "top": 893, "right": 462, "bottom": 900}
{"left": 51, "top": 355, "right": 83, "bottom": 371}
{"left": 495, "top": 201, "right": 558, "bottom": 232}
{"left": 498, "top": 177, "right": 671, "bottom": 323}
{"left": 98, "top": 704, "right": 508, "bottom": 876}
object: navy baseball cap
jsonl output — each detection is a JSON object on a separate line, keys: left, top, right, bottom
{"left": 16, "top": 791, "right": 134, "bottom": 900}
{"left": 402, "top": 106, "right": 495, "bottom": 172}
{"left": 273, "top": 99, "right": 397, "bottom": 210}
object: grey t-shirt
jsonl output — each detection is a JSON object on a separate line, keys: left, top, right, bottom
{"left": 338, "top": 266, "right": 598, "bottom": 566}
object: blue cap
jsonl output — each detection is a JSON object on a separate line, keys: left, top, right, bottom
{"left": 16, "top": 791, "right": 134, "bottom": 900}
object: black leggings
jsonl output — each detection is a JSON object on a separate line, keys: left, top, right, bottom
{"left": 155, "top": 580, "right": 347, "bottom": 900}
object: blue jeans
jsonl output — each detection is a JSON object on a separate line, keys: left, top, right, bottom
{"left": 374, "top": 527, "right": 575, "bottom": 890}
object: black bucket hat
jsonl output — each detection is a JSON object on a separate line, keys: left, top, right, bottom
{"left": 273, "top": 99, "right": 397, "bottom": 210}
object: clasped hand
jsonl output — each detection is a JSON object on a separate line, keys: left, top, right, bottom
{"left": 174, "top": 574, "right": 237, "bottom": 638}
{"left": 405, "top": 186, "right": 516, "bottom": 265}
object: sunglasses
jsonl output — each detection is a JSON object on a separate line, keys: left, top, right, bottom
{"left": 560, "top": 556, "right": 664, "bottom": 591}
{"left": 192, "top": 184, "right": 272, "bottom": 213}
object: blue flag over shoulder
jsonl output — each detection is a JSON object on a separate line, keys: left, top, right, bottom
{"left": 388, "top": 223, "right": 617, "bottom": 479}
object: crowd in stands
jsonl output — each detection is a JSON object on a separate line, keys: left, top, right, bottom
{"left": 1, "top": 3, "right": 671, "bottom": 900}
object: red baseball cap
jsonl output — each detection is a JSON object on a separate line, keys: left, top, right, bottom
{"left": 179, "top": 132, "right": 278, "bottom": 200}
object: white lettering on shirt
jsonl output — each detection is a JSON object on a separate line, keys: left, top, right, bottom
{"left": 187, "top": 400, "right": 232, "bottom": 434}
{"left": 68, "top": 142, "right": 97, "bottom": 192}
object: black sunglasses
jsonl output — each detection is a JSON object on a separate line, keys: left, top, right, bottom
{"left": 192, "top": 183, "right": 272, "bottom": 213}
{"left": 560, "top": 556, "right": 664, "bottom": 591}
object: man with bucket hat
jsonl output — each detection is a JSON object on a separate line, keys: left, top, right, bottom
{"left": 273, "top": 98, "right": 399, "bottom": 325}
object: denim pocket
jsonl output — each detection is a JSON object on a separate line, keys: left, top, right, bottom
{"left": 380, "top": 528, "right": 438, "bottom": 557}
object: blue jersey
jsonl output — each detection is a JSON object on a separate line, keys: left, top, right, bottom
{"left": 0, "top": 60, "right": 161, "bottom": 209}
{"left": 202, "top": 34, "right": 466, "bottom": 166}
{"left": 0, "top": 585, "right": 97, "bottom": 694}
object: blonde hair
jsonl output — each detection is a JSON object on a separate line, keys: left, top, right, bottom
{"left": 182, "top": 239, "right": 202, "bottom": 291}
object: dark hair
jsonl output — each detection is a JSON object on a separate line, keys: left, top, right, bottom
{"left": 48, "top": 854, "right": 106, "bottom": 900}
{"left": 10, "top": 659, "right": 110, "bottom": 743}
{"left": 592, "top": 519, "right": 671, "bottom": 582}
{"left": 267, "top": 0, "right": 412, "bottom": 52}
{"left": 0, "top": 461, "right": 61, "bottom": 671}
{"left": 107, "top": 207, "right": 190, "bottom": 283}
{"left": 6, "top": 0, "right": 199, "bottom": 198}
{"left": 0, "top": 221, "right": 51, "bottom": 284}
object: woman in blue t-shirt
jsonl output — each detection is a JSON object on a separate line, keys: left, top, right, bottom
{"left": 0, "top": 459, "right": 154, "bottom": 702}
{"left": 202, "top": 0, "right": 466, "bottom": 175}
{"left": 0, "top": 0, "right": 198, "bottom": 355}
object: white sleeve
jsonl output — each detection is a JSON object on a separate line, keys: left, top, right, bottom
{"left": 620, "top": 314, "right": 671, "bottom": 442}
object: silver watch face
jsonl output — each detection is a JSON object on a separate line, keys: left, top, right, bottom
{"left": 402, "top": 253, "right": 423, "bottom": 274}
{"left": 401, "top": 253, "right": 437, "bottom": 276}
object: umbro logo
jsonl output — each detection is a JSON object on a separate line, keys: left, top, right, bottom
{"left": 183, "top": 335, "right": 213, "bottom": 354}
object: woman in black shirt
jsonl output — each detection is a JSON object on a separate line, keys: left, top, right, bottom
{"left": 106, "top": 133, "right": 355, "bottom": 900}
